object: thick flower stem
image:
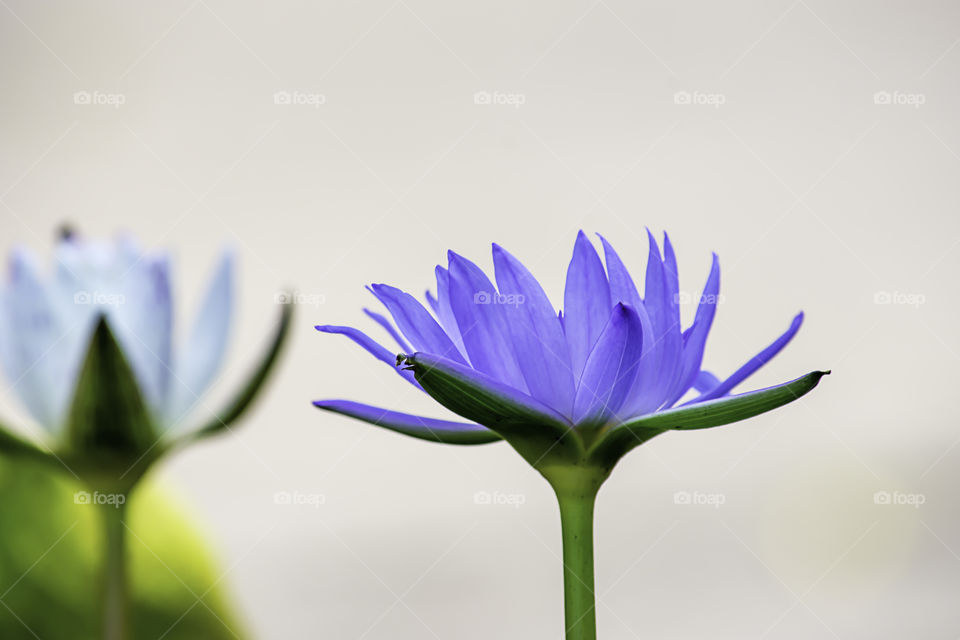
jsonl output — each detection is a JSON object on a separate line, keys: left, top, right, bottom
{"left": 548, "top": 467, "right": 606, "bottom": 640}
{"left": 100, "top": 498, "right": 129, "bottom": 640}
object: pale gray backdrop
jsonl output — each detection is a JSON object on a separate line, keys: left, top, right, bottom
{"left": 1, "top": 1, "right": 958, "bottom": 638}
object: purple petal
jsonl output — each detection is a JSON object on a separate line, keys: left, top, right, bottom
{"left": 596, "top": 234, "right": 641, "bottom": 309}
{"left": 369, "top": 283, "right": 467, "bottom": 364}
{"left": 313, "top": 399, "right": 500, "bottom": 445}
{"left": 115, "top": 253, "right": 174, "bottom": 416}
{"left": 433, "top": 266, "right": 468, "bottom": 359}
{"left": 663, "top": 252, "right": 720, "bottom": 407}
{"left": 693, "top": 370, "right": 721, "bottom": 393}
{"left": 597, "top": 234, "right": 663, "bottom": 416}
{"left": 363, "top": 308, "right": 411, "bottom": 353}
{"left": 446, "top": 252, "right": 527, "bottom": 390}
{"left": 692, "top": 312, "right": 804, "bottom": 403}
{"left": 563, "top": 231, "right": 612, "bottom": 380}
{"left": 573, "top": 303, "right": 644, "bottom": 425}
{"left": 492, "top": 243, "right": 574, "bottom": 416}
{"left": 642, "top": 230, "right": 682, "bottom": 407}
{"left": 424, "top": 289, "right": 440, "bottom": 315}
{"left": 0, "top": 249, "right": 87, "bottom": 430}
{"left": 316, "top": 324, "right": 420, "bottom": 388}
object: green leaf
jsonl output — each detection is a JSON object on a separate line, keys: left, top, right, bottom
{"left": 64, "top": 316, "right": 158, "bottom": 474}
{"left": 0, "top": 456, "right": 247, "bottom": 640}
{"left": 402, "top": 352, "right": 584, "bottom": 468}
{"left": 590, "top": 370, "right": 830, "bottom": 467}
{"left": 178, "top": 300, "right": 292, "bottom": 446}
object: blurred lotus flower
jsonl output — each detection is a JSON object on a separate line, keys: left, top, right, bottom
{"left": 314, "top": 230, "right": 827, "bottom": 640}
{"left": 0, "top": 230, "right": 291, "bottom": 640}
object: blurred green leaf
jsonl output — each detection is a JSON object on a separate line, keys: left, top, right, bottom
{"left": 0, "top": 457, "right": 247, "bottom": 640}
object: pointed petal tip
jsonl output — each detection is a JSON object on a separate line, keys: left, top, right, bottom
{"left": 645, "top": 228, "right": 661, "bottom": 254}
{"left": 490, "top": 242, "right": 510, "bottom": 261}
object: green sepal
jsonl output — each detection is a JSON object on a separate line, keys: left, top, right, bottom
{"left": 589, "top": 370, "right": 829, "bottom": 468}
{"left": 400, "top": 352, "right": 584, "bottom": 469}
{"left": 173, "top": 299, "right": 292, "bottom": 448}
{"left": 63, "top": 316, "right": 159, "bottom": 480}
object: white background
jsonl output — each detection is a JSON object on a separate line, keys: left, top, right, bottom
{"left": 1, "top": 1, "right": 958, "bottom": 637}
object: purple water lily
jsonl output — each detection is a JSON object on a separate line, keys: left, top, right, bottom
{"left": 314, "top": 230, "right": 827, "bottom": 640}
{"left": 315, "top": 231, "right": 823, "bottom": 461}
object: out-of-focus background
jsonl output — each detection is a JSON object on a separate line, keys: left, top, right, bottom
{"left": 1, "top": 1, "right": 958, "bottom": 637}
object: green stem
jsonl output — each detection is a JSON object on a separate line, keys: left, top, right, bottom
{"left": 550, "top": 470, "right": 604, "bottom": 640}
{"left": 100, "top": 497, "right": 128, "bottom": 640}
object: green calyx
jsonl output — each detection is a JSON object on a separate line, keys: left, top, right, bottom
{"left": 401, "top": 353, "right": 829, "bottom": 477}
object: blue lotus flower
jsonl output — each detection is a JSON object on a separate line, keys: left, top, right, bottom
{"left": 315, "top": 230, "right": 827, "bottom": 640}
{"left": 0, "top": 231, "right": 291, "bottom": 485}
{"left": 315, "top": 231, "right": 825, "bottom": 469}
{"left": 0, "top": 234, "right": 232, "bottom": 432}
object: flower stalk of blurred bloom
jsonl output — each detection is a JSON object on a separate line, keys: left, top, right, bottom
{"left": 315, "top": 230, "right": 827, "bottom": 640}
{"left": 0, "top": 231, "right": 291, "bottom": 640}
